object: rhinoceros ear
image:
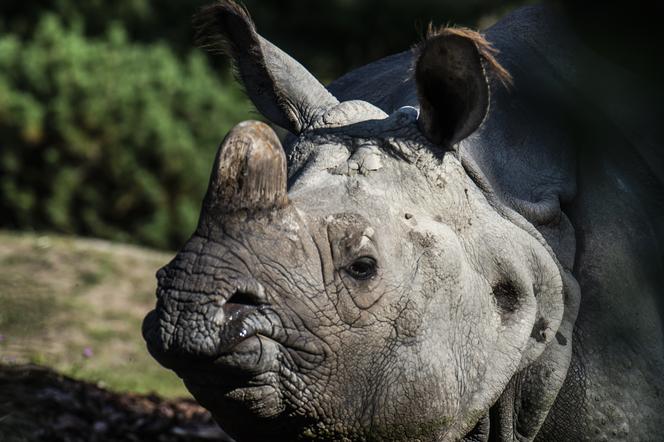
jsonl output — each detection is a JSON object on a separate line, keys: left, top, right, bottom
{"left": 195, "top": 1, "right": 339, "bottom": 134}
{"left": 415, "top": 27, "right": 511, "bottom": 146}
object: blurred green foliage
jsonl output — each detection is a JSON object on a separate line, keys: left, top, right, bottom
{"left": 0, "top": 0, "right": 207, "bottom": 53}
{"left": 0, "top": 15, "right": 251, "bottom": 249}
{"left": 0, "top": 0, "right": 526, "bottom": 249}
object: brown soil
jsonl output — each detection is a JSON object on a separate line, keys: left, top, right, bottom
{"left": 0, "top": 364, "right": 234, "bottom": 442}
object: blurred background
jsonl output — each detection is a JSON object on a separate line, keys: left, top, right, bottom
{"left": 0, "top": 0, "right": 532, "bottom": 252}
{"left": 2, "top": 0, "right": 662, "bottom": 251}
{"left": 0, "top": 0, "right": 661, "bottom": 440}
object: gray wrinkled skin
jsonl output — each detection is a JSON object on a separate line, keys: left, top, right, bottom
{"left": 143, "top": 3, "right": 664, "bottom": 441}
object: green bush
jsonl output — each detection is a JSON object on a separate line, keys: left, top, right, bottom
{"left": 0, "top": 15, "right": 252, "bottom": 249}
{"left": 0, "top": 0, "right": 208, "bottom": 54}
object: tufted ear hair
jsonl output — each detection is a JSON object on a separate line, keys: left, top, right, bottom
{"left": 415, "top": 26, "right": 511, "bottom": 147}
{"left": 195, "top": 1, "right": 339, "bottom": 134}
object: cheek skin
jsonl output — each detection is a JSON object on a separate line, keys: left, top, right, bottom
{"left": 387, "top": 213, "right": 528, "bottom": 437}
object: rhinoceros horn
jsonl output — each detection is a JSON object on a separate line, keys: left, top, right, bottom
{"left": 203, "top": 121, "right": 288, "bottom": 214}
{"left": 195, "top": 1, "right": 339, "bottom": 134}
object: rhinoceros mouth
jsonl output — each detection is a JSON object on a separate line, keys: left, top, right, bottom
{"left": 214, "top": 301, "right": 271, "bottom": 353}
{"left": 176, "top": 335, "right": 280, "bottom": 386}
{"left": 143, "top": 295, "right": 325, "bottom": 383}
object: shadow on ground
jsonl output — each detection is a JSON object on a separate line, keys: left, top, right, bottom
{"left": 0, "top": 364, "right": 234, "bottom": 442}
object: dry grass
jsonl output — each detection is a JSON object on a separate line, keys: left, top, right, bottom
{"left": 0, "top": 231, "right": 187, "bottom": 398}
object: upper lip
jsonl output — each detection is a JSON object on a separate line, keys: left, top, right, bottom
{"left": 143, "top": 281, "right": 326, "bottom": 375}
{"left": 143, "top": 293, "right": 270, "bottom": 362}
{"left": 213, "top": 302, "right": 273, "bottom": 353}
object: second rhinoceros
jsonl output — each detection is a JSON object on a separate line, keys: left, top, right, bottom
{"left": 143, "top": 1, "right": 664, "bottom": 440}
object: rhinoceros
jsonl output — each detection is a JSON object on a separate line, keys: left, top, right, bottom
{"left": 142, "top": 1, "right": 664, "bottom": 440}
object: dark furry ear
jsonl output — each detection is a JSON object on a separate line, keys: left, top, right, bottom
{"left": 194, "top": 1, "right": 253, "bottom": 53}
{"left": 194, "top": 1, "right": 338, "bottom": 134}
{"left": 415, "top": 26, "right": 511, "bottom": 146}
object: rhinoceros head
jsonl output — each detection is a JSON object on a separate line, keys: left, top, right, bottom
{"left": 143, "top": 2, "right": 567, "bottom": 440}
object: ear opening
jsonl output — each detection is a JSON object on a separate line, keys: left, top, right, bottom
{"left": 491, "top": 269, "right": 580, "bottom": 440}
{"left": 414, "top": 27, "right": 511, "bottom": 146}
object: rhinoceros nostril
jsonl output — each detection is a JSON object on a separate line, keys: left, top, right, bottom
{"left": 211, "top": 282, "right": 267, "bottom": 327}
{"left": 227, "top": 290, "right": 262, "bottom": 306}
{"left": 228, "top": 277, "right": 268, "bottom": 305}
{"left": 216, "top": 289, "right": 264, "bottom": 325}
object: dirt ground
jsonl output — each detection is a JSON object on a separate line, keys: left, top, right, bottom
{"left": 0, "top": 364, "right": 234, "bottom": 441}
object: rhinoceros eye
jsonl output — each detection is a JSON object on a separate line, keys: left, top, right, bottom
{"left": 346, "top": 257, "right": 377, "bottom": 281}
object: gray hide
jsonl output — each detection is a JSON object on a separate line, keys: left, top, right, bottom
{"left": 143, "top": 2, "right": 664, "bottom": 441}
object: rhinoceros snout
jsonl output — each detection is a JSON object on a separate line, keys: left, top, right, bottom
{"left": 142, "top": 278, "right": 279, "bottom": 375}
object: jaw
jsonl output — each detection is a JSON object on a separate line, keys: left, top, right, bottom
{"left": 145, "top": 289, "right": 518, "bottom": 442}
{"left": 194, "top": 394, "right": 301, "bottom": 442}
{"left": 182, "top": 360, "right": 333, "bottom": 442}
{"left": 146, "top": 315, "right": 323, "bottom": 440}
{"left": 184, "top": 371, "right": 289, "bottom": 438}
{"left": 181, "top": 359, "right": 497, "bottom": 442}
{"left": 143, "top": 297, "right": 334, "bottom": 440}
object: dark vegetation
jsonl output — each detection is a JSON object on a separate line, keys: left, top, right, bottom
{"left": 0, "top": 17, "right": 250, "bottom": 249}
{"left": 0, "top": 0, "right": 526, "bottom": 250}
